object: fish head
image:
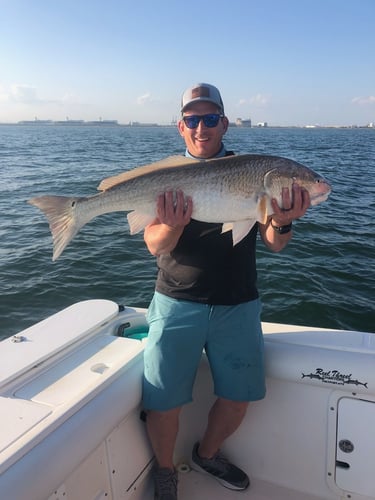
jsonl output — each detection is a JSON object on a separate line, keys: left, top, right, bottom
{"left": 264, "top": 160, "right": 331, "bottom": 208}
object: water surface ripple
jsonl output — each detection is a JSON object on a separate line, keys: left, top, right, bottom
{"left": 0, "top": 125, "right": 374, "bottom": 338}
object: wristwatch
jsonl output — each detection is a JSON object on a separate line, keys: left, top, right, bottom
{"left": 271, "top": 220, "right": 293, "bottom": 234}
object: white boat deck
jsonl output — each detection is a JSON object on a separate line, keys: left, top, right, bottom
{"left": 143, "top": 470, "right": 323, "bottom": 500}
{"left": 1, "top": 300, "right": 374, "bottom": 500}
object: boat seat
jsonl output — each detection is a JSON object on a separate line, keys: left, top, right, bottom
{"left": 0, "top": 299, "right": 119, "bottom": 389}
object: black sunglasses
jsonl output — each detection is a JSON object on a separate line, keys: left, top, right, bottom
{"left": 182, "top": 113, "right": 223, "bottom": 129}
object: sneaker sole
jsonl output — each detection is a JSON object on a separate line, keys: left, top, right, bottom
{"left": 190, "top": 461, "right": 249, "bottom": 491}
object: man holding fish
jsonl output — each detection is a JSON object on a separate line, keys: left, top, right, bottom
{"left": 29, "top": 82, "right": 331, "bottom": 500}
{"left": 143, "top": 83, "right": 311, "bottom": 500}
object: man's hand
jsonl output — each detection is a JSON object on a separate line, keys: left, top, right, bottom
{"left": 260, "top": 183, "right": 311, "bottom": 252}
{"left": 271, "top": 183, "right": 310, "bottom": 226}
{"left": 156, "top": 189, "right": 193, "bottom": 228}
{"left": 144, "top": 190, "right": 193, "bottom": 256}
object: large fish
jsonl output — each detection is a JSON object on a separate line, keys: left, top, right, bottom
{"left": 28, "top": 154, "right": 331, "bottom": 261}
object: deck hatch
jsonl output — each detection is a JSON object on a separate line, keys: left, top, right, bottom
{"left": 335, "top": 397, "right": 375, "bottom": 497}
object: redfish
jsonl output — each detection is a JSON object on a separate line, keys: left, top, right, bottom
{"left": 29, "top": 154, "right": 331, "bottom": 261}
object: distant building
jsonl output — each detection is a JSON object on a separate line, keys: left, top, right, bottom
{"left": 17, "top": 118, "right": 119, "bottom": 126}
{"left": 54, "top": 120, "right": 85, "bottom": 125}
{"left": 256, "top": 122, "right": 268, "bottom": 127}
{"left": 18, "top": 119, "right": 53, "bottom": 125}
{"left": 128, "top": 121, "right": 159, "bottom": 127}
{"left": 86, "top": 120, "right": 118, "bottom": 126}
{"left": 236, "top": 118, "right": 252, "bottom": 127}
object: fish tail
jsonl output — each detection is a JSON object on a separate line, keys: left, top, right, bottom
{"left": 28, "top": 195, "right": 85, "bottom": 261}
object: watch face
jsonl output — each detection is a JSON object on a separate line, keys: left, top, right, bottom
{"left": 271, "top": 221, "right": 293, "bottom": 234}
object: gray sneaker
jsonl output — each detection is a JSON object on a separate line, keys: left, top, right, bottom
{"left": 191, "top": 442, "right": 250, "bottom": 491}
{"left": 153, "top": 467, "right": 178, "bottom": 500}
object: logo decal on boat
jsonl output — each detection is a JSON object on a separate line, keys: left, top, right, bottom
{"left": 301, "top": 368, "right": 368, "bottom": 388}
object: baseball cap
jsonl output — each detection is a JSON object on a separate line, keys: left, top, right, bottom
{"left": 181, "top": 83, "right": 224, "bottom": 114}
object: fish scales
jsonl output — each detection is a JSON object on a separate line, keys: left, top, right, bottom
{"left": 28, "top": 154, "right": 331, "bottom": 260}
{"left": 82, "top": 155, "right": 290, "bottom": 221}
{"left": 95, "top": 159, "right": 256, "bottom": 220}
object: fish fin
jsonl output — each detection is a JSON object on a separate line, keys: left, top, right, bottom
{"left": 223, "top": 220, "right": 257, "bottom": 246}
{"left": 221, "top": 222, "right": 233, "bottom": 233}
{"left": 257, "top": 194, "right": 269, "bottom": 224}
{"left": 127, "top": 211, "right": 155, "bottom": 234}
{"left": 28, "top": 195, "right": 85, "bottom": 261}
{"left": 98, "top": 155, "right": 200, "bottom": 191}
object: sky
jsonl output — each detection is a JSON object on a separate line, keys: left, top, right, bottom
{"left": 0, "top": 0, "right": 374, "bottom": 127}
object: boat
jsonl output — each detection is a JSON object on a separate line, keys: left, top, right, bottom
{"left": 0, "top": 299, "right": 374, "bottom": 499}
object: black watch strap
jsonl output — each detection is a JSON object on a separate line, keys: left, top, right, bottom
{"left": 271, "top": 220, "right": 293, "bottom": 234}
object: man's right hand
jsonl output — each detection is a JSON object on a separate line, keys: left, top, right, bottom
{"left": 144, "top": 190, "right": 193, "bottom": 256}
{"left": 156, "top": 190, "right": 193, "bottom": 228}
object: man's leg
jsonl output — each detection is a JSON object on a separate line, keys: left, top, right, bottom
{"left": 198, "top": 397, "right": 249, "bottom": 458}
{"left": 147, "top": 407, "right": 181, "bottom": 499}
{"left": 146, "top": 407, "right": 181, "bottom": 469}
{"left": 191, "top": 397, "right": 250, "bottom": 491}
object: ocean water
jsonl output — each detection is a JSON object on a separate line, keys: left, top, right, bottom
{"left": 0, "top": 125, "right": 374, "bottom": 339}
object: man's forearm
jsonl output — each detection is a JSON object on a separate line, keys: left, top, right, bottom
{"left": 144, "top": 221, "right": 184, "bottom": 256}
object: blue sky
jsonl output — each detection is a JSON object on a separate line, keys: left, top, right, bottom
{"left": 0, "top": 0, "right": 374, "bottom": 126}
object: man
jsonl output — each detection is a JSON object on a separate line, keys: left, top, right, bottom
{"left": 142, "top": 83, "right": 310, "bottom": 499}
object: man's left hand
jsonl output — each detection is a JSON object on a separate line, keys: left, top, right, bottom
{"left": 271, "top": 183, "right": 310, "bottom": 226}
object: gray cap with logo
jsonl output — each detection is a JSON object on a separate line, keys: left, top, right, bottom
{"left": 181, "top": 83, "right": 224, "bottom": 114}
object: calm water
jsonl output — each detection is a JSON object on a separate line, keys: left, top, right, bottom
{"left": 0, "top": 125, "right": 374, "bottom": 339}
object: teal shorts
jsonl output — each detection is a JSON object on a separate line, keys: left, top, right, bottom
{"left": 142, "top": 292, "right": 266, "bottom": 411}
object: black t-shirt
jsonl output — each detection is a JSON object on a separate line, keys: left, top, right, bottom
{"left": 155, "top": 219, "right": 259, "bottom": 305}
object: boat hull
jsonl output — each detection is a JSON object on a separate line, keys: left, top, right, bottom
{"left": 0, "top": 300, "right": 374, "bottom": 499}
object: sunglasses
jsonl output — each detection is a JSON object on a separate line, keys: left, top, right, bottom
{"left": 182, "top": 113, "right": 223, "bottom": 129}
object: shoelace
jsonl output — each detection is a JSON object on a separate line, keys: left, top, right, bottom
{"left": 201, "top": 451, "right": 231, "bottom": 473}
{"left": 157, "top": 471, "right": 177, "bottom": 496}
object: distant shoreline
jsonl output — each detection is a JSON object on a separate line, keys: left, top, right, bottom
{"left": 0, "top": 121, "right": 373, "bottom": 129}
